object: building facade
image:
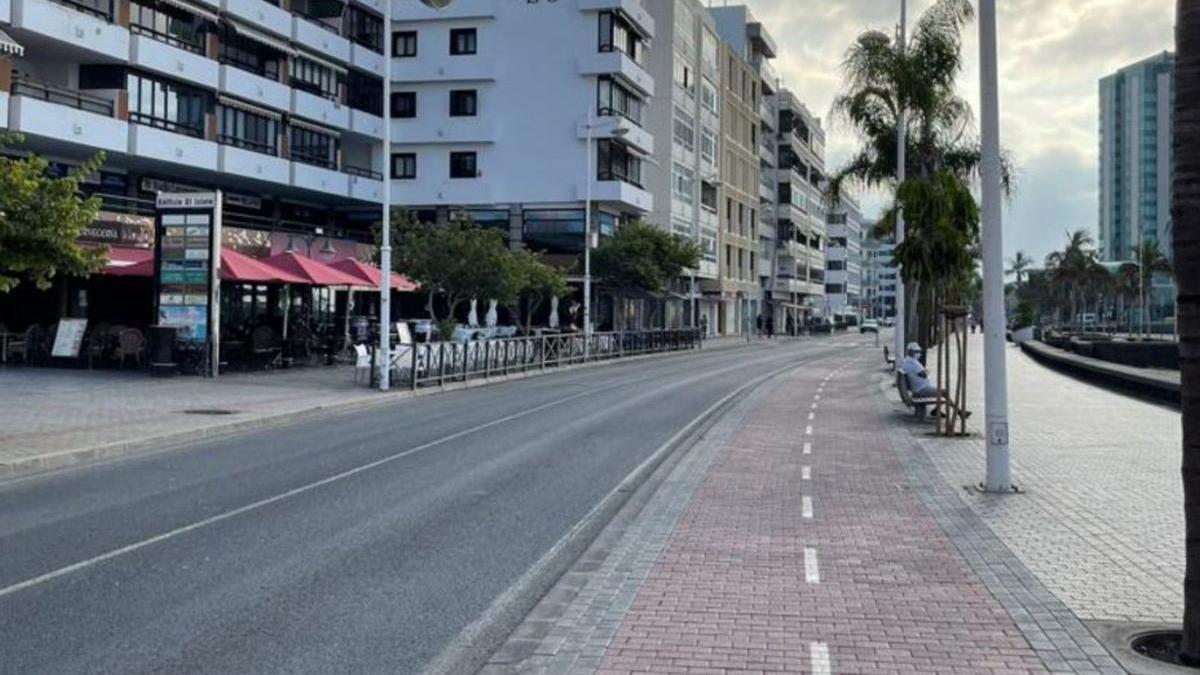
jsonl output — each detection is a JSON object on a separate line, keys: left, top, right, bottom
{"left": 825, "top": 194, "right": 863, "bottom": 319}
{"left": 862, "top": 229, "right": 897, "bottom": 320}
{"left": 772, "top": 89, "right": 826, "bottom": 328}
{"left": 1099, "top": 51, "right": 1175, "bottom": 316}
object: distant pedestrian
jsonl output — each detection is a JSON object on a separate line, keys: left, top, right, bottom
{"left": 766, "top": 315, "right": 775, "bottom": 339}
{"left": 699, "top": 314, "right": 708, "bottom": 339}
{"left": 756, "top": 314, "right": 763, "bottom": 337}
{"left": 786, "top": 315, "right": 795, "bottom": 337}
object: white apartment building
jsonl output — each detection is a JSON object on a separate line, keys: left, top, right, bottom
{"left": 389, "top": 0, "right": 656, "bottom": 297}
{"left": 643, "top": 0, "right": 719, "bottom": 330}
{"left": 862, "top": 229, "right": 898, "bottom": 320}
{"left": 772, "top": 89, "right": 826, "bottom": 326}
{"left": 0, "top": 0, "right": 389, "bottom": 258}
{"left": 824, "top": 194, "right": 864, "bottom": 319}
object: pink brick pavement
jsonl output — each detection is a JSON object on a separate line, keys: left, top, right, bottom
{"left": 595, "top": 352, "right": 1047, "bottom": 675}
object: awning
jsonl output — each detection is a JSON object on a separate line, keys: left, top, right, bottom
{"left": 0, "top": 29, "right": 24, "bottom": 57}
{"left": 289, "top": 117, "right": 338, "bottom": 135}
{"left": 98, "top": 247, "right": 154, "bottom": 277}
{"left": 228, "top": 20, "right": 296, "bottom": 56}
{"left": 157, "top": 0, "right": 219, "bottom": 23}
{"left": 294, "top": 50, "right": 348, "bottom": 76}
{"left": 217, "top": 95, "right": 283, "bottom": 121}
{"left": 221, "top": 248, "right": 307, "bottom": 284}
{"left": 261, "top": 251, "right": 365, "bottom": 286}
{"left": 328, "top": 258, "right": 419, "bottom": 292}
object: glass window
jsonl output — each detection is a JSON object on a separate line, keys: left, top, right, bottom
{"left": 597, "top": 11, "right": 643, "bottom": 63}
{"left": 391, "top": 153, "right": 416, "bottom": 179}
{"left": 129, "top": 0, "right": 205, "bottom": 53}
{"left": 218, "top": 104, "right": 278, "bottom": 155}
{"left": 347, "top": 70, "right": 382, "bottom": 116}
{"left": 596, "top": 139, "right": 642, "bottom": 187}
{"left": 673, "top": 107, "right": 694, "bottom": 151}
{"left": 672, "top": 163, "right": 694, "bottom": 205}
{"left": 126, "top": 72, "right": 207, "bottom": 137}
{"left": 449, "top": 89, "right": 477, "bottom": 117}
{"left": 596, "top": 76, "right": 642, "bottom": 124}
{"left": 450, "top": 151, "right": 477, "bottom": 178}
{"left": 449, "top": 28, "right": 476, "bottom": 55}
{"left": 219, "top": 26, "right": 281, "bottom": 78}
{"left": 289, "top": 125, "right": 338, "bottom": 169}
{"left": 701, "top": 78, "right": 718, "bottom": 113}
{"left": 700, "top": 126, "right": 716, "bottom": 165}
{"left": 393, "top": 30, "right": 417, "bottom": 57}
{"left": 522, "top": 209, "right": 585, "bottom": 254}
{"left": 290, "top": 55, "right": 342, "bottom": 100}
{"left": 346, "top": 6, "right": 382, "bottom": 52}
{"left": 392, "top": 91, "right": 416, "bottom": 118}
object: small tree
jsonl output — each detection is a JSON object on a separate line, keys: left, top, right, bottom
{"left": 0, "top": 139, "right": 107, "bottom": 292}
{"left": 592, "top": 221, "right": 701, "bottom": 294}
{"left": 506, "top": 248, "right": 570, "bottom": 334}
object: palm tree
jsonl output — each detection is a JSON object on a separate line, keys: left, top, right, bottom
{"left": 1006, "top": 251, "right": 1033, "bottom": 289}
{"left": 1132, "top": 241, "right": 1172, "bottom": 335}
{"left": 1176, "top": 0, "right": 1200, "bottom": 662}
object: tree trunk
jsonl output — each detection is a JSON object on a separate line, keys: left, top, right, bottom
{"left": 1176, "top": 0, "right": 1200, "bottom": 661}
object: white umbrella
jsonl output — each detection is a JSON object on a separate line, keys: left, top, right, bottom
{"left": 485, "top": 299, "right": 498, "bottom": 328}
{"left": 549, "top": 296, "right": 560, "bottom": 329}
{"left": 468, "top": 298, "right": 479, "bottom": 327}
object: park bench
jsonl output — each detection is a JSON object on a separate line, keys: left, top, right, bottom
{"left": 896, "top": 371, "right": 939, "bottom": 419}
{"left": 883, "top": 346, "right": 895, "bottom": 368}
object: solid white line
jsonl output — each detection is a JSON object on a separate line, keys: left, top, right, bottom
{"left": 802, "top": 466, "right": 811, "bottom": 480}
{"left": 804, "top": 547, "right": 820, "bottom": 583}
{"left": 805, "top": 425, "right": 813, "bottom": 436}
{"left": 803, "top": 441, "right": 811, "bottom": 454}
{"left": 802, "top": 495, "right": 813, "bottom": 519}
{"left": 810, "top": 641, "right": 831, "bottom": 675}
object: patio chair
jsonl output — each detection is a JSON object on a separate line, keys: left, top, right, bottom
{"left": 250, "top": 325, "right": 281, "bottom": 369}
{"left": 86, "top": 323, "right": 114, "bottom": 368}
{"left": 288, "top": 323, "right": 319, "bottom": 366}
{"left": 114, "top": 328, "right": 145, "bottom": 369}
{"left": 5, "top": 324, "right": 34, "bottom": 363}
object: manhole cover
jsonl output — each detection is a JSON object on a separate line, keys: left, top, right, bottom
{"left": 181, "top": 409, "right": 237, "bottom": 416}
{"left": 1132, "top": 631, "right": 1200, "bottom": 668}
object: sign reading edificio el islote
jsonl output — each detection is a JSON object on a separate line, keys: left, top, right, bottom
{"left": 156, "top": 192, "right": 219, "bottom": 209}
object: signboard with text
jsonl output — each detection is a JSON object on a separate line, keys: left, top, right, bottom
{"left": 154, "top": 192, "right": 222, "bottom": 376}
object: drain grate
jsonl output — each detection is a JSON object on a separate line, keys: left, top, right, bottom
{"left": 181, "top": 409, "right": 237, "bottom": 416}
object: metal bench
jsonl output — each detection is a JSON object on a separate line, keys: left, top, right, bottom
{"left": 896, "top": 371, "right": 939, "bottom": 419}
{"left": 883, "top": 345, "right": 896, "bottom": 368}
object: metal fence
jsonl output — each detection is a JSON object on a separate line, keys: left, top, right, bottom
{"left": 374, "top": 329, "right": 701, "bottom": 389}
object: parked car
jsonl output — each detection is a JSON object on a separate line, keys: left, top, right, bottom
{"left": 860, "top": 320, "right": 879, "bottom": 334}
{"left": 879, "top": 317, "right": 895, "bottom": 327}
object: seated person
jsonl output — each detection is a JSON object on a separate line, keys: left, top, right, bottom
{"left": 900, "top": 342, "right": 970, "bottom": 418}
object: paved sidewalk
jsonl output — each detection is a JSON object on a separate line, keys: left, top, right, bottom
{"left": 487, "top": 344, "right": 1119, "bottom": 674}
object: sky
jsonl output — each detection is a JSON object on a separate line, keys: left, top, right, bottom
{"left": 733, "top": 0, "right": 1175, "bottom": 265}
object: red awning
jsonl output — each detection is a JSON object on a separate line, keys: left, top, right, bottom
{"left": 98, "top": 247, "right": 154, "bottom": 277}
{"left": 260, "top": 251, "right": 366, "bottom": 287}
{"left": 221, "top": 248, "right": 307, "bottom": 284}
{"left": 327, "top": 258, "right": 419, "bottom": 292}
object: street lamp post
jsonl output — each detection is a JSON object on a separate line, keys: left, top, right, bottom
{"left": 979, "top": 0, "right": 1012, "bottom": 491}
{"left": 583, "top": 109, "right": 629, "bottom": 360}
{"left": 894, "top": 0, "right": 908, "bottom": 366}
{"left": 377, "top": 0, "right": 393, "bottom": 391}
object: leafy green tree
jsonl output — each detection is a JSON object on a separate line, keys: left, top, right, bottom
{"left": 1133, "top": 240, "right": 1173, "bottom": 335}
{"left": 592, "top": 221, "right": 701, "bottom": 295}
{"left": 505, "top": 248, "right": 570, "bottom": 334}
{"left": 0, "top": 139, "right": 107, "bottom": 292}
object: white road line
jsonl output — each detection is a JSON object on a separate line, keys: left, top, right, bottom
{"left": 807, "top": 411, "right": 815, "bottom": 421}
{"left": 805, "top": 425, "right": 813, "bottom": 436}
{"left": 802, "top": 466, "right": 811, "bottom": 480}
{"left": 803, "top": 441, "right": 811, "bottom": 454}
{"left": 802, "top": 495, "right": 813, "bottom": 519}
{"left": 810, "top": 641, "right": 831, "bottom": 675}
{"left": 811, "top": 402, "right": 818, "bottom": 410}
{"left": 804, "top": 547, "right": 820, "bottom": 583}
{"left": 813, "top": 394, "right": 821, "bottom": 401}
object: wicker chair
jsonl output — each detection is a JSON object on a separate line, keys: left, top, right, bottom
{"left": 114, "top": 328, "right": 145, "bottom": 369}
{"left": 250, "top": 325, "right": 280, "bottom": 369}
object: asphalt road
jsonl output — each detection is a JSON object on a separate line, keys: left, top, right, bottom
{"left": 0, "top": 335, "right": 860, "bottom": 674}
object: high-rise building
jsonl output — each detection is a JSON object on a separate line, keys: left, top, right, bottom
{"left": 1099, "top": 51, "right": 1175, "bottom": 316}
{"left": 772, "top": 89, "right": 826, "bottom": 327}
{"left": 862, "top": 229, "right": 897, "bottom": 320}
{"left": 825, "top": 194, "right": 864, "bottom": 319}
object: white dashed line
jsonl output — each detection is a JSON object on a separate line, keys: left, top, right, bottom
{"left": 813, "top": 394, "right": 821, "bottom": 401}
{"left": 802, "top": 466, "right": 811, "bottom": 480}
{"left": 802, "top": 495, "right": 813, "bottom": 519}
{"left": 804, "top": 547, "right": 820, "bottom": 583}
{"left": 807, "top": 412, "right": 815, "bottom": 421}
{"left": 811, "top": 402, "right": 818, "bottom": 410}
{"left": 805, "top": 425, "right": 813, "bottom": 436}
{"left": 810, "top": 641, "right": 831, "bottom": 675}
{"left": 803, "top": 442, "right": 811, "bottom": 454}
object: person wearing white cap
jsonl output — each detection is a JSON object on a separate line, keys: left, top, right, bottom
{"left": 900, "top": 341, "right": 969, "bottom": 418}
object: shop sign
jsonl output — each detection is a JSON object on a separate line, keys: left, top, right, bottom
{"left": 141, "top": 178, "right": 262, "bottom": 210}
{"left": 80, "top": 211, "right": 155, "bottom": 249}
{"left": 157, "top": 192, "right": 218, "bottom": 209}
{"left": 51, "top": 319, "right": 88, "bottom": 358}
{"left": 155, "top": 192, "right": 223, "bottom": 377}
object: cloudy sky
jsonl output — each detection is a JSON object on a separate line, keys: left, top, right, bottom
{"left": 736, "top": 0, "right": 1175, "bottom": 264}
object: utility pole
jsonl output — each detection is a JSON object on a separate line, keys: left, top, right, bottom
{"left": 894, "top": 0, "right": 907, "bottom": 364}
{"left": 378, "top": 0, "right": 393, "bottom": 391}
{"left": 979, "top": 0, "right": 1012, "bottom": 491}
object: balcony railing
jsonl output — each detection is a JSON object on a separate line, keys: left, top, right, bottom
{"left": 50, "top": 0, "right": 113, "bottom": 20}
{"left": 344, "top": 165, "right": 382, "bottom": 180}
{"left": 597, "top": 169, "right": 643, "bottom": 189}
{"left": 292, "top": 152, "right": 337, "bottom": 170}
{"left": 12, "top": 78, "right": 114, "bottom": 117}
{"left": 131, "top": 23, "right": 206, "bottom": 54}
{"left": 217, "top": 134, "right": 277, "bottom": 155}
{"left": 129, "top": 112, "right": 205, "bottom": 138}
{"left": 597, "top": 106, "right": 641, "bottom": 128}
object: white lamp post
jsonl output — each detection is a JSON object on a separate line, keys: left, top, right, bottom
{"left": 979, "top": 0, "right": 1012, "bottom": 491}
{"left": 584, "top": 109, "right": 629, "bottom": 359}
{"left": 893, "top": 0, "right": 907, "bottom": 365}
{"left": 377, "top": 0, "right": 394, "bottom": 390}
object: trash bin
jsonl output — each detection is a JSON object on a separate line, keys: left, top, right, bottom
{"left": 148, "top": 325, "right": 177, "bottom": 377}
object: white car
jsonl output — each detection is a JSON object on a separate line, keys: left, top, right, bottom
{"left": 859, "top": 320, "right": 879, "bottom": 334}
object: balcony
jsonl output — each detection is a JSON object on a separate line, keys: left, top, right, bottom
{"left": 222, "top": 0, "right": 290, "bottom": 37}
{"left": 348, "top": 108, "right": 383, "bottom": 138}
{"left": 11, "top": 0, "right": 129, "bottom": 61}
{"left": 577, "top": 0, "right": 655, "bottom": 39}
{"left": 291, "top": 88, "right": 350, "bottom": 129}
{"left": 218, "top": 143, "right": 289, "bottom": 186}
{"left": 291, "top": 160, "right": 349, "bottom": 197}
{"left": 130, "top": 34, "right": 219, "bottom": 90}
{"left": 347, "top": 170, "right": 383, "bottom": 202}
{"left": 292, "top": 16, "right": 350, "bottom": 63}
{"left": 219, "top": 65, "right": 290, "bottom": 112}
{"left": 129, "top": 122, "right": 218, "bottom": 170}
{"left": 758, "top": 97, "right": 774, "bottom": 127}
{"left": 350, "top": 42, "right": 383, "bottom": 77}
{"left": 349, "top": 0, "right": 381, "bottom": 13}
{"left": 578, "top": 51, "right": 653, "bottom": 98}
{"left": 392, "top": 0, "right": 496, "bottom": 20}
{"left": 392, "top": 116, "right": 494, "bottom": 144}
{"left": 8, "top": 83, "right": 127, "bottom": 154}
{"left": 392, "top": 52, "right": 496, "bottom": 84}
{"left": 579, "top": 114, "right": 653, "bottom": 156}
{"left": 576, "top": 178, "right": 652, "bottom": 213}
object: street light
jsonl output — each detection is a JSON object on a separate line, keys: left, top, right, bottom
{"left": 894, "top": 0, "right": 908, "bottom": 367}
{"left": 583, "top": 108, "right": 630, "bottom": 361}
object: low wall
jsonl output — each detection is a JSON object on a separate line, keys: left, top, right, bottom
{"left": 1041, "top": 334, "right": 1179, "bottom": 370}
{"left": 1020, "top": 340, "right": 1180, "bottom": 408}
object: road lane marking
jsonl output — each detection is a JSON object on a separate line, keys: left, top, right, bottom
{"left": 811, "top": 402, "right": 818, "bottom": 410}
{"left": 804, "top": 547, "right": 820, "bottom": 583}
{"left": 810, "top": 641, "right": 831, "bottom": 675}
{"left": 802, "top": 466, "right": 811, "bottom": 480}
{"left": 805, "top": 425, "right": 813, "bottom": 435}
{"left": 807, "top": 412, "right": 815, "bottom": 421}
{"left": 802, "top": 495, "right": 813, "bottom": 519}
{"left": 814, "top": 394, "right": 821, "bottom": 401}
{"left": 803, "top": 442, "right": 811, "bottom": 454}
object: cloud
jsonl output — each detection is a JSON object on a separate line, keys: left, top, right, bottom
{"left": 737, "top": 0, "right": 1174, "bottom": 260}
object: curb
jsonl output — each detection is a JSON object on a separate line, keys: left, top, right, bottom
{"left": 1020, "top": 340, "right": 1181, "bottom": 408}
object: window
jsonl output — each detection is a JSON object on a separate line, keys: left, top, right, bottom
{"left": 449, "top": 28, "right": 476, "bottom": 55}
{"left": 347, "top": 71, "right": 382, "bottom": 116}
{"left": 672, "top": 163, "right": 695, "bottom": 205}
{"left": 597, "top": 139, "right": 642, "bottom": 186}
{"left": 674, "top": 58, "right": 694, "bottom": 94}
{"left": 393, "top": 30, "right": 417, "bottom": 57}
{"left": 391, "top": 91, "right": 416, "bottom": 118}
{"left": 522, "top": 209, "right": 585, "bottom": 254}
{"left": 290, "top": 124, "right": 338, "bottom": 169}
{"left": 130, "top": 0, "right": 205, "bottom": 53}
{"left": 598, "top": 10, "right": 643, "bottom": 63}
{"left": 700, "top": 126, "right": 716, "bottom": 165}
{"left": 391, "top": 152, "right": 416, "bottom": 179}
{"left": 673, "top": 107, "right": 694, "bottom": 151}
{"left": 700, "top": 78, "right": 718, "bottom": 113}
{"left": 126, "top": 72, "right": 206, "bottom": 137}
{"left": 449, "top": 89, "right": 477, "bottom": 117}
{"left": 450, "top": 151, "right": 477, "bottom": 178}
{"left": 219, "top": 26, "right": 281, "bottom": 79}
{"left": 218, "top": 103, "right": 278, "bottom": 155}
{"left": 700, "top": 182, "right": 717, "bottom": 212}
{"left": 597, "top": 76, "right": 642, "bottom": 124}
{"left": 290, "top": 55, "right": 342, "bottom": 100}
{"left": 346, "top": 6, "right": 382, "bottom": 53}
